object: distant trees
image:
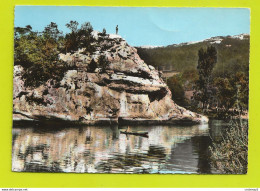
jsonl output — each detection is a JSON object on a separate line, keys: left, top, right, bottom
{"left": 137, "top": 38, "right": 249, "bottom": 117}
{"left": 214, "top": 77, "right": 234, "bottom": 113}
{"left": 167, "top": 69, "right": 199, "bottom": 108}
{"left": 181, "top": 68, "right": 199, "bottom": 90}
{"left": 234, "top": 72, "right": 249, "bottom": 111}
{"left": 167, "top": 75, "right": 188, "bottom": 107}
{"left": 190, "top": 45, "right": 248, "bottom": 116}
{"left": 214, "top": 71, "right": 249, "bottom": 113}
{"left": 194, "top": 46, "right": 217, "bottom": 111}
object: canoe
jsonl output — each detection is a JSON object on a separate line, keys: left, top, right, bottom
{"left": 120, "top": 130, "right": 148, "bottom": 137}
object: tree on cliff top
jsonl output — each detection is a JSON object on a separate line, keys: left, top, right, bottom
{"left": 65, "top": 21, "right": 79, "bottom": 33}
{"left": 14, "top": 23, "right": 68, "bottom": 87}
{"left": 64, "top": 21, "right": 95, "bottom": 53}
{"left": 14, "top": 21, "right": 110, "bottom": 87}
{"left": 43, "top": 22, "right": 63, "bottom": 41}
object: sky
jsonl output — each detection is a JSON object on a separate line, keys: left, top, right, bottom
{"left": 15, "top": 6, "right": 250, "bottom": 46}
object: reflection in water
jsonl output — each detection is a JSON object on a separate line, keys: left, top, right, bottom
{"left": 12, "top": 120, "right": 229, "bottom": 173}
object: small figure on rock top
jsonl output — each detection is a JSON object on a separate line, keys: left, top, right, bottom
{"left": 116, "top": 25, "right": 118, "bottom": 35}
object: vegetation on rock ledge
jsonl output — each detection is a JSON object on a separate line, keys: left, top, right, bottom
{"left": 14, "top": 21, "right": 109, "bottom": 87}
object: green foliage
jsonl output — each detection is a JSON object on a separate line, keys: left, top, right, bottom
{"left": 14, "top": 25, "right": 32, "bottom": 38}
{"left": 209, "top": 120, "right": 248, "bottom": 174}
{"left": 14, "top": 23, "right": 69, "bottom": 87}
{"left": 136, "top": 35, "right": 249, "bottom": 77}
{"left": 14, "top": 29, "right": 39, "bottom": 68}
{"left": 213, "top": 71, "right": 249, "bottom": 114}
{"left": 197, "top": 46, "right": 217, "bottom": 83}
{"left": 212, "top": 37, "right": 249, "bottom": 78}
{"left": 65, "top": 20, "right": 79, "bottom": 33}
{"left": 14, "top": 20, "right": 110, "bottom": 87}
{"left": 233, "top": 72, "right": 249, "bottom": 111}
{"left": 181, "top": 68, "right": 199, "bottom": 90}
{"left": 214, "top": 77, "right": 235, "bottom": 112}
{"left": 194, "top": 46, "right": 217, "bottom": 109}
{"left": 137, "top": 37, "right": 249, "bottom": 112}
{"left": 137, "top": 35, "right": 249, "bottom": 114}
{"left": 64, "top": 32, "right": 78, "bottom": 53}
{"left": 43, "top": 22, "right": 62, "bottom": 40}
{"left": 81, "top": 22, "right": 93, "bottom": 33}
{"left": 167, "top": 75, "right": 188, "bottom": 107}
{"left": 64, "top": 21, "right": 95, "bottom": 53}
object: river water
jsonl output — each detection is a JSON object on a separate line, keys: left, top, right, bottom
{"left": 12, "top": 120, "right": 231, "bottom": 174}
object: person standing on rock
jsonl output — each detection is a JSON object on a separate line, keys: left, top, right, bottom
{"left": 116, "top": 25, "right": 118, "bottom": 35}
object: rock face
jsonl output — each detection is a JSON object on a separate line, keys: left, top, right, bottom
{"left": 13, "top": 33, "right": 208, "bottom": 125}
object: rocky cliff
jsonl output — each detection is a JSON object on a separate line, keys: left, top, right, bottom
{"left": 13, "top": 32, "right": 208, "bottom": 125}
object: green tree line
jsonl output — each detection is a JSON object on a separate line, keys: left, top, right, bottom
{"left": 166, "top": 46, "right": 249, "bottom": 118}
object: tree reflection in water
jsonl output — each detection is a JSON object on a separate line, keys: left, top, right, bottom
{"left": 12, "top": 121, "right": 228, "bottom": 174}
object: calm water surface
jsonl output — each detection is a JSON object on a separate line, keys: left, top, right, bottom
{"left": 12, "top": 120, "right": 230, "bottom": 174}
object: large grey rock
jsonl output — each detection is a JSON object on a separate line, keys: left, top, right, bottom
{"left": 13, "top": 32, "right": 208, "bottom": 125}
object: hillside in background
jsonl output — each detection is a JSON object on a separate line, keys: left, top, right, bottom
{"left": 136, "top": 34, "right": 250, "bottom": 78}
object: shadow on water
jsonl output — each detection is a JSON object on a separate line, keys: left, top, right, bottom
{"left": 12, "top": 120, "right": 233, "bottom": 173}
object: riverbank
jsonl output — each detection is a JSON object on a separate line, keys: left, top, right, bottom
{"left": 13, "top": 115, "right": 208, "bottom": 128}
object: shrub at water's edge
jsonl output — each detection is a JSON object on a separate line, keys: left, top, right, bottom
{"left": 209, "top": 120, "right": 248, "bottom": 174}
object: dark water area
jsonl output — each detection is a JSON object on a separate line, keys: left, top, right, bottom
{"left": 12, "top": 120, "right": 233, "bottom": 174}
